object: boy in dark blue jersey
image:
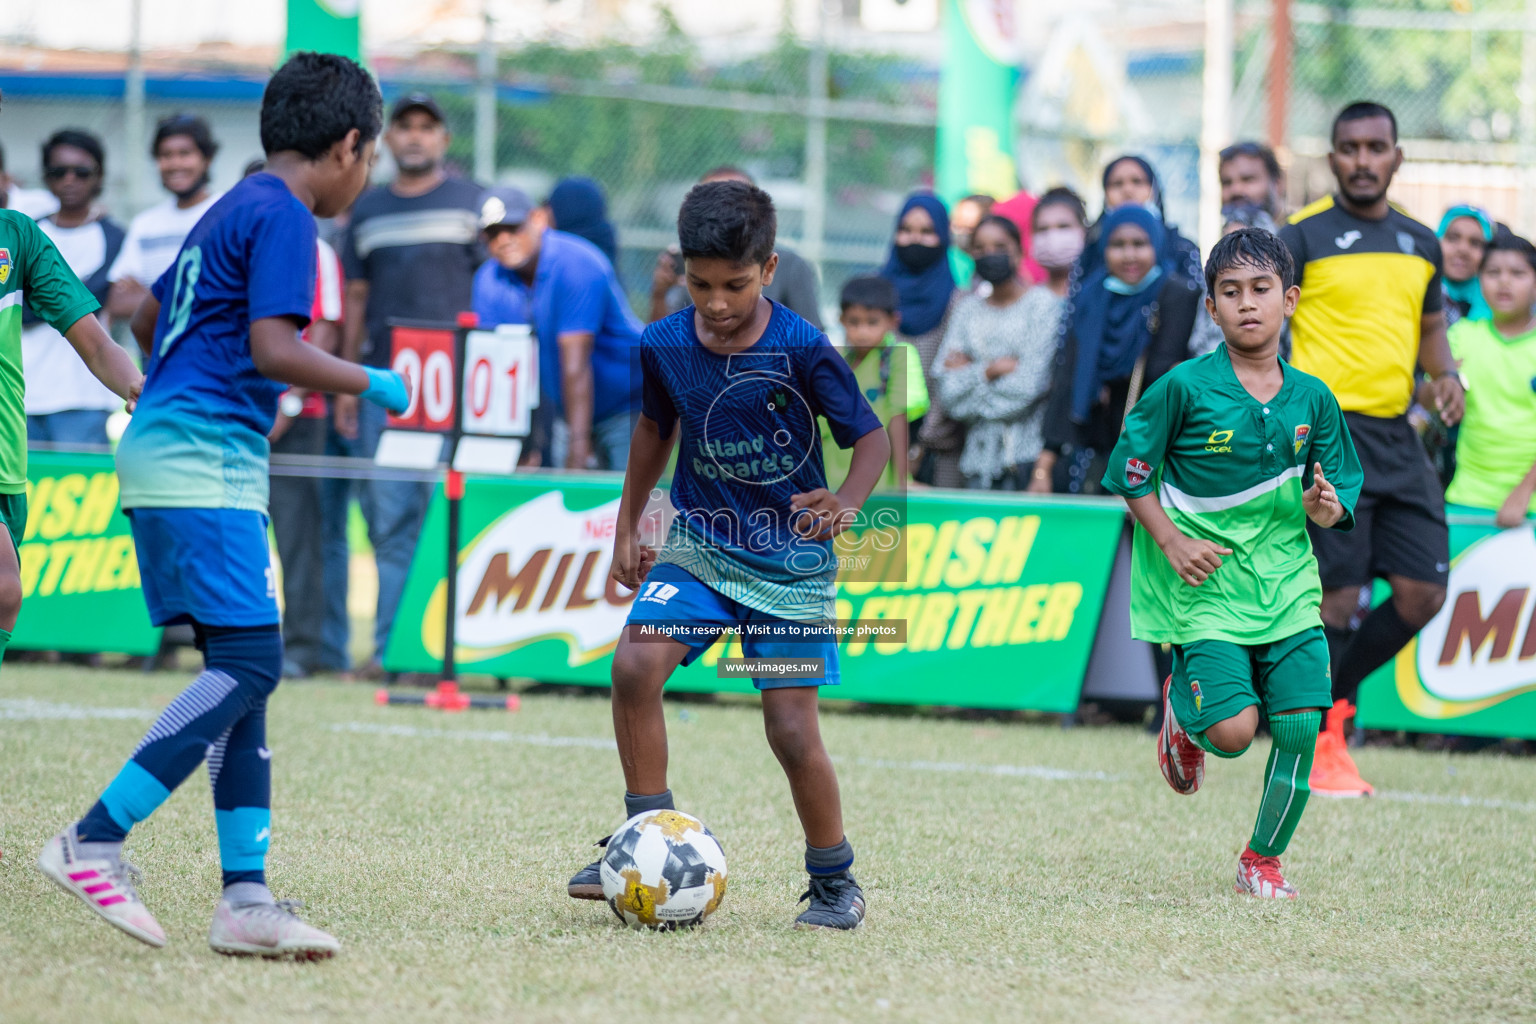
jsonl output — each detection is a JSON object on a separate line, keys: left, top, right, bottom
{"left": 566, "top": 180, "right": 890, "bottom": 929}
{"left": 37, "top": 53, "right": 407, "bottom": 958}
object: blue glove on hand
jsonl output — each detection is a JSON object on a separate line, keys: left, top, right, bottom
{"left": 360, "top": 366, "right": 410, "bottom": 414}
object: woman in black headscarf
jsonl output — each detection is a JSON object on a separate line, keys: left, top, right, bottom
{"left": 878, "top": 192, "right": 964, "bottom": 487}
{"left": 548, "top": 176, "right": 619, "bottom": 267}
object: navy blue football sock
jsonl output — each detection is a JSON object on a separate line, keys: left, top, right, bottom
{"left": 624, "top": 789, "right": 674, "bottom": 820}
{"left": 806, "top": 836, "right": 854, "bottom": 877}
{"left": 76, "top": 625, "right": 282, "bottom": 846}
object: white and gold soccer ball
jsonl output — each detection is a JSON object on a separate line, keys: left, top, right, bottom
{"left": 600, "top": 809, "right": 728, "bottom": 930}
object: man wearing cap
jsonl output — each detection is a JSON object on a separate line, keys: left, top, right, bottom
{"left": 333, "top": 93, "right": 484, "bottom": 678}
{"left": 106, "top": 113, "right": 222, "bottom": 318}
{"left": 472, "top": 186, "right": 642, "bottom": 471}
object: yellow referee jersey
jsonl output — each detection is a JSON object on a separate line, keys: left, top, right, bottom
{"left": 1278, "top": 196, "right": 1443, "bottom": 418}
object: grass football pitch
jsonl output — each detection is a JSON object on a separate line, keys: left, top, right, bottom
{"left": 3, "top": 665, "right": 1534, "bottom": 1024}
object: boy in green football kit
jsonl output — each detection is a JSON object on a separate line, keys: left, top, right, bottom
{"left": 1102, "top": 228, "right": 1362, "bottom": 899}
{"left": 0, "top": 207, "right": 143, "bottom": 651}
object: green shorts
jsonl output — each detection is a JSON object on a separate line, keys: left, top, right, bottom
{"left": 0, "top": 491, "right": 26, "bottom": 558}
{"left": 1169, "top": 627, "right": 1331, "bottom": 734}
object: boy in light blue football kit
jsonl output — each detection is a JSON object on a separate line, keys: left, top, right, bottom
{"left": 565, "top": 180, "right": 890, "bottom": 929}
{"left": 37, "top": 53, "right": 407, "bottom": 958}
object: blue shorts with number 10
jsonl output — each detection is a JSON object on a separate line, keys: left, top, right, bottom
{"left": 626, "top": 563, "right": 840, "bottom": 690}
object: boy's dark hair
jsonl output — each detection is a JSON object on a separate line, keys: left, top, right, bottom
{"left": 840, "top": 274, "right": 899, "bottom": 314}
{"left": 1204, "top": 227, "right": 1297, "bottom": 292}
{"left": 974, "top": 213, "right": 1023, "bottom": 249}
{"left": 701, "top": 164, "right": 752, "bottom": 184}
{"left": 42, "top": 129, "right": 105, "bottom": 175}
{"left": 1332, "top": 101, "right": 1397, "bottom": 145}
{"left": 677, "top": 180, "right": 776, "bottom": 266}
{"left": 960, "top": 193, "right": 995, "bottom": 212}
{"left": 1480, "top": 230, "right": 1536, "bottom": 274}
{"left": 1033, "top": 186, "right": 1087, "bottom": 227}
{"left": 1218, "top": 140, "right": 1282, "bottom": 183}
{"left": 260, "top": 52, "right": 383, "bottom": 160}
{"left": 152, "top": 113, "right": 218, "bottom": 160}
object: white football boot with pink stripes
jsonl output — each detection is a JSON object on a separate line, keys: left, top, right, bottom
{"left": 35, "top": 829, "right": 166, "bottom": 947}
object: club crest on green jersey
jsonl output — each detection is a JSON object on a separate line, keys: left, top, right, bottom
{"left": 1293, "top": 424, "right": 1310, "bottom": 455}
{"left": 1190, "top": 679, "right": 1203, "bottom": 712}
{"left": 0, "top": 248, "right": 10, "bottom": 285}
{"left": 1125, "top": 458, "right": 1152, "bottom": 487}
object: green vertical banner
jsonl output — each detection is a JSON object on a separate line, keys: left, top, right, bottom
{"left": 285, "top": 0, "right": 362, "bottom": 61}
{"left": 936, "top": 0, "right": 1022, "bottom": 206}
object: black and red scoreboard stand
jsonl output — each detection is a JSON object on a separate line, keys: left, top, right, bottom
{"left": 373, "top": 313, "right": 537, "bottom": 711}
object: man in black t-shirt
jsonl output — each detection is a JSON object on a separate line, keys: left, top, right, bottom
{"left": 331, "top": 93, "right": 483, "bottom": 676}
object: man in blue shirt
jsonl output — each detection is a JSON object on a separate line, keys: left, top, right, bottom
{"left": 37, "top": 53, "right": 407, "bottom": 959}
{"left": 472, "top": 185, "right": 642, "bottom": 470}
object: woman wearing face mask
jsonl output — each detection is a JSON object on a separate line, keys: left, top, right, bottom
{"left": 879, "top": 192, "right": 964, "bottom": 487}
{"left": 1437, "top": 204, "right": 1495, "bottom": 328}
{"left": 1035, "top": 205, "right": 1202, "bottom": 494}
{"left": 933, "top": 202, "right": 1081, "bottom": 491}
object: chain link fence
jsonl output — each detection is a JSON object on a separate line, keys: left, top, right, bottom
{"left": 1233, "top": 0, "right": 1536, "bottom": 233}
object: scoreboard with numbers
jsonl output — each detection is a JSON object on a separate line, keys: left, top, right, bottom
{"left": 387, "top": 325, "right": 458, "bottom": 432}
{"left": 378, "top": 318, "right": 536, "bottom": 473}
{"left": 461, "top": 326, "right": 536, "bottom": 438}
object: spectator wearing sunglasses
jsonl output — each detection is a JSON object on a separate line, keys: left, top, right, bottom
{"left": 21, "top": 129, "right": 126, "bottom": 446}
{"left": 1219, "top": 141, "right": 1285, "bottom": 220}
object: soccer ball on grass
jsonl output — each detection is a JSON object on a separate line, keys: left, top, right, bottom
{"left": 600, "top": 809, "right": 727, "bottom": 930}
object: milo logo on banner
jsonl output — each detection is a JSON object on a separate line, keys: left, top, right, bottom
{"left": 419, "top": 491, "right": 635, "bottom": 665}
{"left": 1394, "top": 526, "right": 1536, "bottom": 717}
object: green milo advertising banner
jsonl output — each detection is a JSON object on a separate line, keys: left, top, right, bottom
{"left": 383, "top": 476, "right": 1124, "bottom": 711}
{"left": 1358, "top": 513, "right": 1536, "bottom": 738}
{"left": 13, "top": 451, "right": 161, "bottom": 655}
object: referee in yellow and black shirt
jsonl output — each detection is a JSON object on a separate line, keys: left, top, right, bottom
{"left": 1278, "top": 102, "right": 1465, "bottom": 798}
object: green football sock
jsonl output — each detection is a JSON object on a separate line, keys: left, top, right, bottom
{"left": 1189, "top": 728, "right": 1247, "bottom": 759}
{"left": 1249, "top": 711, "right": 1322, "bottom": 857}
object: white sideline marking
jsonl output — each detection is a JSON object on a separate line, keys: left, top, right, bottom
{"left": 1374, "top": 790, "right": 1536, "bottom": 813}
{"left": 14, "top": 702, "right": 1524, "bottom": 813}
{"left": 841, "top": 756, "right": 1123, "bottom": 783}
{"left": 331, "top": 721, "right": 618, "bottom": 750}
{"left": 0, "top": 698, "right": 153, "bottom": 722}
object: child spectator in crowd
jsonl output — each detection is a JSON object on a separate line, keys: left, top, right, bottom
{"left": 948, "top": 192, "right": 993, "bottom": 289}
{"left": 822, "top": 275, "right": 928, "bottom": 490}
{"left": 1437, "top": 204, "right": 1495, "bottom": 327}
{"left": 935, "top": 215, "right": 1055, "bottom": 490}
{"left": 1444, "top": 232, "right": 1536, "bottom": 527}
